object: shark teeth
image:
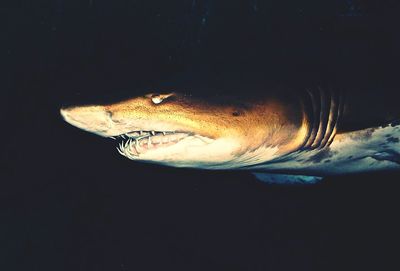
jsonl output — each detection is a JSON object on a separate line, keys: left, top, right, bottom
{"left": 112, "top": 130, "right": 189, "bottom": 159}
{"left": 111, "top": 130, "right": 175, "bottom": 140}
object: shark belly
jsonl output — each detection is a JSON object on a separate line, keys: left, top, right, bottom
{"left": 250, "top": 122, "right": 400, "bottom": 177}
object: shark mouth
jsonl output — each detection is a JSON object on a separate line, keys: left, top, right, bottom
{"left": 112, "top": 130, "right": 191, "bottom": 159}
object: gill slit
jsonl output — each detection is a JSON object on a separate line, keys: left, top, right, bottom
{"left": 300, "top": 87, "right": 344, "bottom": 150}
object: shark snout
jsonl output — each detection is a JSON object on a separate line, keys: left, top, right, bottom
{"left": 60, "top": 105, "right": 114, "bottom": 136}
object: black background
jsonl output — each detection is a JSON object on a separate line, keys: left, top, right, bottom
{"left": 2, "top": 1, "right": 400, "bottom": 270}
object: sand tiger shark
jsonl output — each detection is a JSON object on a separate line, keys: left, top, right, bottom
{"left": 60, "top": 87, "right": 400, "bottom": 184}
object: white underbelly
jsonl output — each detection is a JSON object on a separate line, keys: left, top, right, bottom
{"left": 251, "top": 123, "right": 400, "bottom": 175}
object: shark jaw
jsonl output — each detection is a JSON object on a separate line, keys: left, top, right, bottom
{"left": 109, "top": 130, "right": 253, "bottom": 169}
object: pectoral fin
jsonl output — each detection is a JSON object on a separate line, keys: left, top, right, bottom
{"left": 252, "top": 172, "right": 323, "bottom": 184}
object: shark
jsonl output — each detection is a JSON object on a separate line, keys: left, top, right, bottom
{"left": 60, "top": 87, "right": 400, "bottom": 184}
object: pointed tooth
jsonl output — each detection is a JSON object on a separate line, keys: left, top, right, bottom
{"left": 135, "top": 139, "right": 142, "bottom": 153}
{"left": 147, "top": 137, "right": 151, "bottom": 147}
{"left": 117, "top": 147, "right": 125, "bottom": 156}
{"left": 124, "top": 150, "right": 132, "bottom": 159}
{"left": 162, "top": 132, "right": 166, "bottom": 136}
{"left": 123, "top": 147, "right": 130, "bottom": 157}
{"left": 110, "top": 136, "right": 116, "bottom": 140}
{"left": 119, "top": 145, "right": 127, "bottom": 156}
{"left": 125, "top": 148, "right": 136, "bottom": 159}
{"left": 151, "top": 131, "right": 155, "bottom": 135}
{"left": 133, "top": 143, "right": 140, "bottom": 155}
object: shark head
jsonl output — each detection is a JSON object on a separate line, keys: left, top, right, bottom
{"left": 60, "top": 92, "right": 308, "bottom": 169}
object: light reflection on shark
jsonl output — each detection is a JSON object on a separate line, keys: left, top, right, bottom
{"left": 60, "top": 88, "right": 400, "bottom": 184}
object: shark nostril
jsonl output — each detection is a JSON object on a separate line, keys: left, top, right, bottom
{"left": 105, "top": 110, "right": 113, "bottom": 118}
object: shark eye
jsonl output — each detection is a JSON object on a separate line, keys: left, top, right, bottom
{"left": 148, "top": 93, "right": 175, "bottom": 104}
{"left": 151, "top": 94, "right": 163, "bottom": 104}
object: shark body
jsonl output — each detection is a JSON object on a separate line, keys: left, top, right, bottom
{"left": 60, "top": 87, "right": 400, "bottom": 184}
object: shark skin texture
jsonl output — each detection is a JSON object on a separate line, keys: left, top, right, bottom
{"left": 60, "top": 88, "right": 400, "bottom": 184}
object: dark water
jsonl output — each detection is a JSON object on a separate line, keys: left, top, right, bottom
{"left": 2, "top": 1, "right": 400, "bottom": 270}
